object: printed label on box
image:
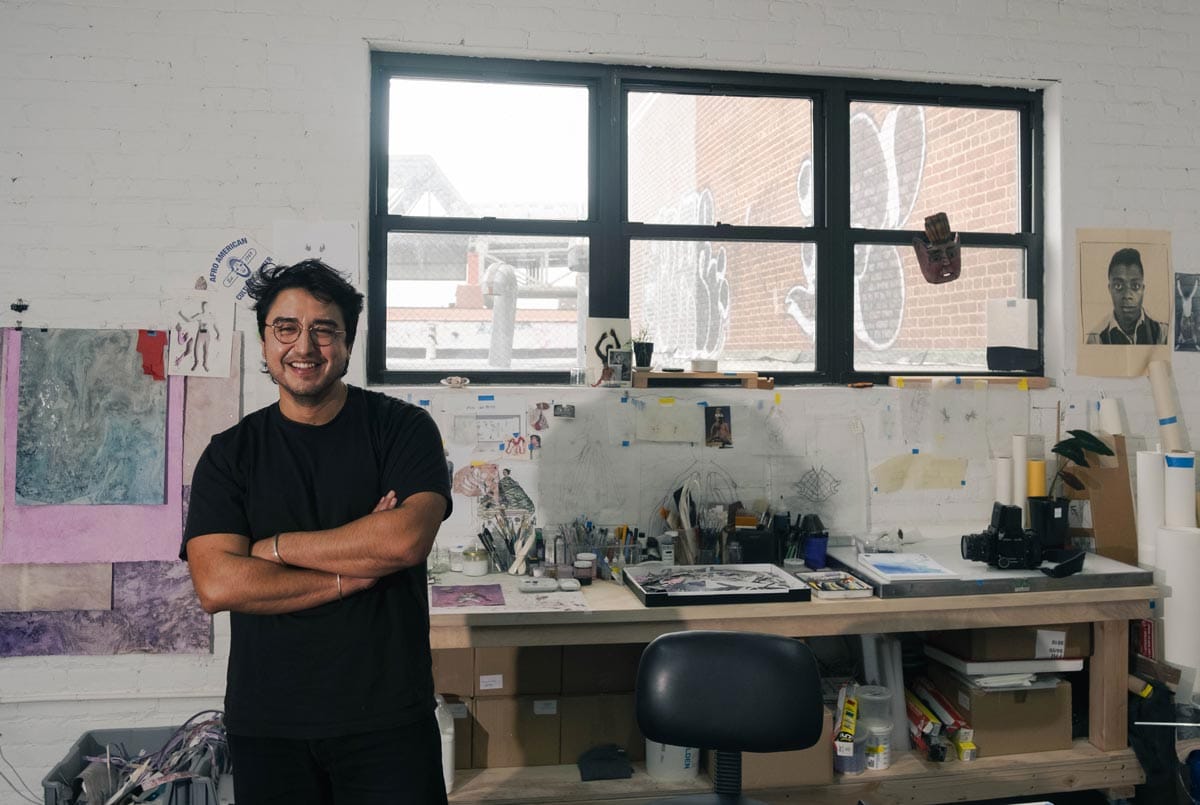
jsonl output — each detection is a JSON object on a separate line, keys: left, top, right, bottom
{"left": 478, "top": 674, "right": 504, "bottom": 690}
{"left": 533, "top": 699, "right": 558, "bottom": 715}
{"left": 447, "top": 703, "right": 469, "bottom": 718}
{"left": 1036, "top": 629, "right": 1066, "bottom": 659}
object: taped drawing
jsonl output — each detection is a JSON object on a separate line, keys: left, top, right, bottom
{"left": 16, "top": 329, "right": 167, "bottom": 505}
{"left": 0, "top": 561, "right": 210, "bottom": 657}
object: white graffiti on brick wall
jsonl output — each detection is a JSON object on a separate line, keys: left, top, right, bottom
{"left": 643, "top": 189, "right": 729, "bottom": 359}
{"left": 785, "top": 106, "right": 926, "bottom": 350}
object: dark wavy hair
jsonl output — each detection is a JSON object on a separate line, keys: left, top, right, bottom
{"left": 245, "top": 259, "right": 365, "bottom": 349}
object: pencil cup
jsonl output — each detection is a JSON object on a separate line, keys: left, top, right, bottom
{"left": 803, "top": 534, "right": 829, "bottom": 569}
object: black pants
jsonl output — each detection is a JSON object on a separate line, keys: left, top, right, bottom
{"left": 228, "top": 714, "right": 449, "bottom": 805}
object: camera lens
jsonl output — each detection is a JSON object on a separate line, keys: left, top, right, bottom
{"left": 961, "top": 532, "right": 990, "bottom": 562}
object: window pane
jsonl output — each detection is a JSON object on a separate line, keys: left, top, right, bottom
{"left": 628, "top": 92, "right": 814, "bottom": 227}
{"left": 850, "top": 102, "right": 1021, "bottom": 233}
{"left": 388, "top": 78, "right": 588, "bottom": 219}
{"left": 385, "top": 233, "right": 588, "bottom": 372}
{"left": 630, "top": 239, "right": 816, "bottom": 372}
{"left": 853, "top": 245, "right": 1025, "bottom": 371}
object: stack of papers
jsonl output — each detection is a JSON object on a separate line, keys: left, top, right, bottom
{"left": 855, "top": 552, "right": 958, "bottom": 581}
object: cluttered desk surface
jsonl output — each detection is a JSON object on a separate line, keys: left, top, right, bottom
{"left": 826, "top": 538, "right": 1152, "bottom": 598}
{"left": 426, "top": 542, "right": 1158, "bottom": 649}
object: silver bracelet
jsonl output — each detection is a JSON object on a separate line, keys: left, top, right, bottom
{"left": 336, "top": 574, "right": 343, "bottom": 600}
{"left": 272, "top": 532, "right": 288, "bottom": 566}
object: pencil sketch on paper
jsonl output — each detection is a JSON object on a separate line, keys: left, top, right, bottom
{"left": 16, "top": 329, "right": 167, "bottom": 505}
{"left": 168, "top": 296, "right": 233, "bottom": 378}
{"left": 795, "top": 466, "right": 841, "bottom": 503}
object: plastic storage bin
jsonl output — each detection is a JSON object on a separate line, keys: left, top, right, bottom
{"left": 41, "top": 725, "right": 220, "bottom": 805}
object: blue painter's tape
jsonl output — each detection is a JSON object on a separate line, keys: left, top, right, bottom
{"left": 698, "top": 401, "right": 708, "bottom": 407}
{"left": 1165, "top": 454, "right": 1195, "bottom": 469}
{"left": 418, "top": 399, "right": 430, "bottom": 406}
{"left": 955, "top": 376, "right": 962, "bottom": 384}
{"left": 478, "top": 394, "right": 495, "bottom": 401}
{"left": 961, "top": 480, "right": 966, "bottom": 485}
{"left": 621, "top": 440, "right": 630, "bottom": 447}
{"left": 912, "top": 448, "right": 920, "bottom": 454}
{"left": 1160, "top": 416, "right": 1178, "bottom": 426}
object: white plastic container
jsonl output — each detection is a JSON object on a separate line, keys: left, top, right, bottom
{"left": 434, "top": 694, "right": 455, "bottom": 793}
{"left": 645, "top": 739, "right": 699, "bottom": 781}
{"left": 449, "top": 544, "right": 465, "bottom": 572}
{"left": 865, "top": 721, "right": 892, "bottom": 770}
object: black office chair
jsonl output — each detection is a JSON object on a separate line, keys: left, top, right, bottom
{"left": 635, "top": 630, "right": 825, "bottom": 805}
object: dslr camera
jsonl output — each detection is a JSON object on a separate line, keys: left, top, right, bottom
{"left": 961, "top": 502, "right": 1042, "bottom": 570}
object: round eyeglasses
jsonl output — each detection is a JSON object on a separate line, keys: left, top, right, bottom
{"left": 267, "top": 320, "right": 346, "bottom": 346}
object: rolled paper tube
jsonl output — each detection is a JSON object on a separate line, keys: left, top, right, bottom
{"left": 1157, "top": 526, "right": 1200, "bottom": 683}
{"left": 1026, "top": 459, "right": 1047, "bottom": 498}
{"left": 1136, "top": 451, "right": 1165, "bottom": 569}
{"left": 994, "top": 458, "right": 1014, "bottom": 505}
{"left": 1097, "top": 398, "right": 1122, "bottom": 435}
{"left": 1164, "top": 452, "right": 1198, "bottom": 529}
{"left": 1012, "top": 435, "right": 1029, "bottom": 526}
{"left": 1148, "top": 360, "right": 1189, "bottom": 452}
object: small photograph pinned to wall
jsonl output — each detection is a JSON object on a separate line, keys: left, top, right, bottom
{"left": 1176, "top": 272, "right": 1200, "bottom": 351}
{"left": 528, "top": 433, "right": 542, "bottom": 459}
{"left": 553, "top": 403, "right": 575, "bottom": 418}
{"left": 704, "top": 405, "right": 733, "bottom": 448}
{"left": 607, "top": 348, "right": 633, "bottom": 385}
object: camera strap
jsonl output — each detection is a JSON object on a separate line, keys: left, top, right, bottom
{"left": 1040, "top": 549, "right": 1086, "bottom": 578}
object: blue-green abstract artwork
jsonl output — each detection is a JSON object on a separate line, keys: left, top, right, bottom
{"left": 16, "top": 329, "right": 167, "bottom": 505}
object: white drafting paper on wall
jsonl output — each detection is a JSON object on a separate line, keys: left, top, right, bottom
{"left": 273, "top": 220, "right": 359, "bottom": 280}
{"left": 605, "top": 394, "right": 636, "bottom": 447}
{"left": 635, "top": 396, "right": 700, "bottom": 443}
{"left": 167, "top": 295, "right": 234, "bottom": 378}
{"left": 855, "top": 553, "right": 958, "bottom": 581}
{"left": 927, "top": 379, "right": 989, "bottom": 461}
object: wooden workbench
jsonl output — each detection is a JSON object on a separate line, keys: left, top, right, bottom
{"left": 431, "top": 579, "right": 1156, "bottom": 804}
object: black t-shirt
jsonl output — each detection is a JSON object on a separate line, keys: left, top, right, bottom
{"left": 181, "top": 387, "right": 452, "bottom": 738}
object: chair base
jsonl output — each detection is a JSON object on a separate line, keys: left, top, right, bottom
{"left": 645, "top": 794, "right": 766, "bottom": 805}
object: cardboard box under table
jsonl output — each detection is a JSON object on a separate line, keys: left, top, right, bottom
{"left": 433, "top": 647, "right": 475, "bottom": 697}
{"left": 473, "top": 695, "right": 562, "bottom": 768}
{"left": 559, "top": 693, "right": 644, "bottom": 763}
{"left": 926, "top": 663, "right": 1072, "bottom": 758}
{"left": 441, "top": 694, "right": 475, "bottom": 770}
{"left": 703, "top": 707, "right": 833, "bottom": 787}
{"left": 560, "top": 643, "right": 644, "bottom": 694}
{"left": 474, "top": 645, "right": 563, "bottom": 697}
{"left": 925, "top": 623, "right": 1092, "bottom": 661}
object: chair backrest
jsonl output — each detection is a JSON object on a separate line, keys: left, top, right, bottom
{"left": 635, "top": 630, "right": 824, "bottom": 754}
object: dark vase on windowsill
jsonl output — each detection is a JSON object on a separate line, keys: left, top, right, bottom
{"left": 632, "top": 341, "right": 654, "bottom": 369}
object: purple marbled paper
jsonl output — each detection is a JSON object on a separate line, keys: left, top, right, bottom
{"left": 0, "top": 560, "right": 210, "bottom": 657}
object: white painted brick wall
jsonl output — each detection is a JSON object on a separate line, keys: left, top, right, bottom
{"left": 4, "top": 0, "right": 1200, "bottom": 800}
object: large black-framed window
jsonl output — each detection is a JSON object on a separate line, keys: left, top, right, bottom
{"left": 368, "top": 52, "right": 1043, "bottom": 385}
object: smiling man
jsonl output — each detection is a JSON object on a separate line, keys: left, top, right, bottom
{"left": 1086, "top": 247, "right": 1168, "bottom": 345}
{"left": 181, "top": 260, "right": 452, "bottom": 804}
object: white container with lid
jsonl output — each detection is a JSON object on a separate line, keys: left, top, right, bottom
{"left": 461, "top": 548, "right": 490, "bottom": 576}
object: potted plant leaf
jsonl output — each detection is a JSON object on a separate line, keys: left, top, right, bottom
{"left": 631, "top": 325, "right": 654, "bottom": 369}
{"left": 1029, "top": 429, "right": 1115, "bottom": 550}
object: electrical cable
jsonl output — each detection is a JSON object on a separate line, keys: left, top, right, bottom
{"left": 0, "top": 736, "right": 40, "bottom": 803}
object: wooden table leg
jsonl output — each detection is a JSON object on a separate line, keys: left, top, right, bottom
{"left": 1090, "top": 619, "right": 1129, "bottom": 751}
